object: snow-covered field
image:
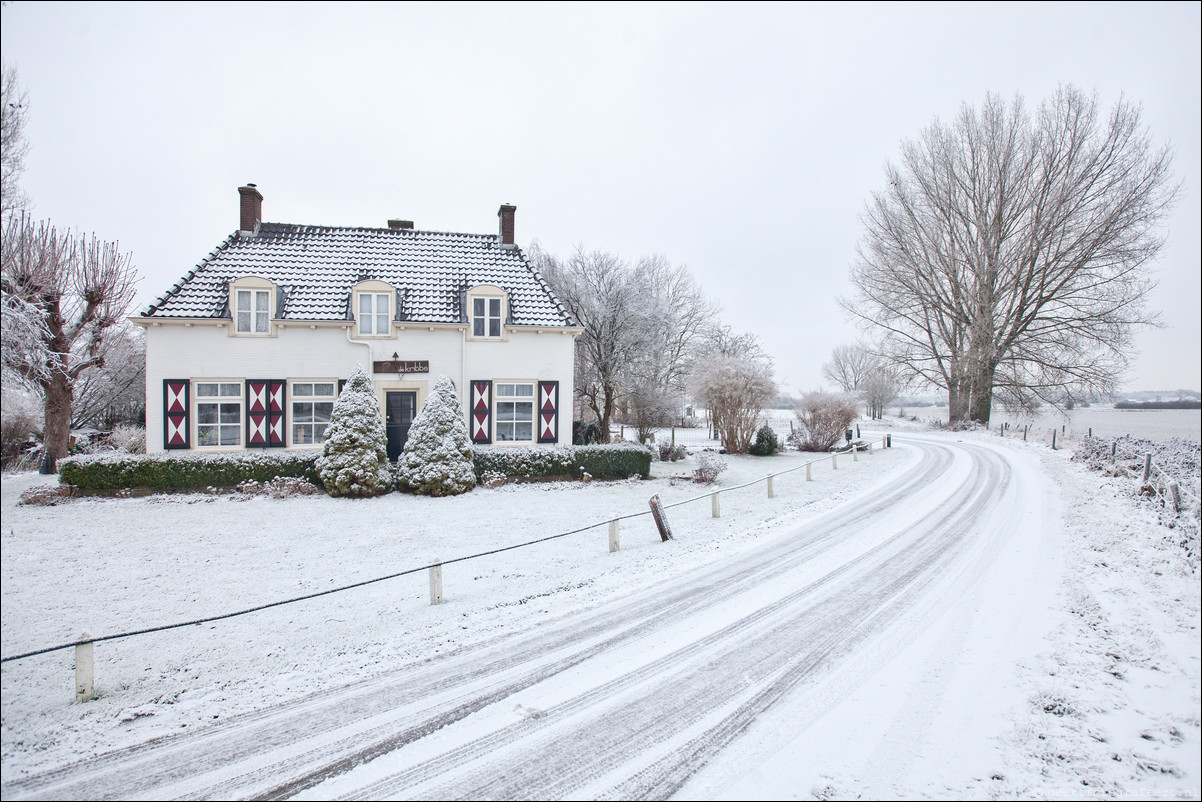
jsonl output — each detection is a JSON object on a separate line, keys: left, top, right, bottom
{"left": 896, "top": 405, "right": 1202, "bottom": 444}
{"left": 1, "top": 422, "right": 1199, "bottom": 799}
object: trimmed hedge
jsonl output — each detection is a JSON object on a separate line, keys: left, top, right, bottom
{"left": 59, "top": 450, "right": 322, "bottom": 492}
{"left": 58, "top": 442, "right": 653, "bottom": 492}
{"left": 473, "top": 443, "right": 652, "bottom": 481}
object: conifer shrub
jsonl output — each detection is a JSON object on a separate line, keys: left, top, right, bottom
{"left": 395, "top": 375, "right": 475, "bottom": 496}
{"left": 748, "top": 424, "right": 780, "bottom": 456}
{"left": 316, "top": 363, "right": 393, "bottom": 497}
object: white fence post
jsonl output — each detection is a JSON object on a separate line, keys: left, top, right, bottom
{"left": 852, "top": 445, "right": 858, "bottom": 462}
{"left": 712, "top": 491, "right": 721, "bottom": 518}
{"left": 832, "top": 452, "right": 838, "bottom": 470}
{"left": 609, "top": 520, "right": 620, "bottom": 553}
{"left": 806, "top": 462, "right": 812, "bottom": 481}
{"left": 868, "top": 441, "right": 873, "bottom": 455}
{"left": 75, "top": 634, "right": 94, "bottom": 703}
{"left": 429, "top": 559, "right": 443, "bottom": 605}
{"left": 767, "top": 475, "right": 775, "bottom": 498}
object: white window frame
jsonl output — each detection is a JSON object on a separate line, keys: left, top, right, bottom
{"left": 194, "top": 381, "right": 243, "bottom": 448}
{"left": 236, "top": 288, "right": 272, "bottom": 334}
{"left": 494, "top": 381, "right": 535, "bottom": 443}
{"left": 357, "top": 292, "right": 392, "bottom": 337}
{"left": 467, "top": 286, "right": 507, "bottom": 341}
{"left": 290, "top": 381, "right": 337, "bottom": 447}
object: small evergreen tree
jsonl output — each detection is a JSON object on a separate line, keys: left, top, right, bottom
{"left": 395, "top": 375, "right": 475, "bottom": 496}
{"left": 748, "top": 424, "right": 780, "bottom": 456}
{"left": 316, "top": 363, "right": 392, "bottom": 497}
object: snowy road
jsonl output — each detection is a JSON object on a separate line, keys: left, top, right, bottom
{"left": 3, "top": 435, "right": 1053, "bottom": 800}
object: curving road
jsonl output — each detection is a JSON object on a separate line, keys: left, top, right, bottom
{"left": 3, "top": 435, "right": 1043, "bottom": 800}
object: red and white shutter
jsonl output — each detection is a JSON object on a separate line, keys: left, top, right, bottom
{"left": 246, "top": 380, "right": 287, "bottom": 447}
{"left": 163, "top": 380, "right": 190, "bottom": 450}
{"left": 471, "top": 380, "right": 492, "bottom": 444}
{"left": 538, "top": 380, "right": 559, "bottom": 443}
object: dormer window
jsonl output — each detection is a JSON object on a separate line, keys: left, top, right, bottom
{"left": 228, "top": 277, "right": 277, "bottom": 336}
{"left": 467, "top": 285, "right": 507, "bottom": 341}
{"left": 236, "top": 289, "right": 272, "bottom": 334}
{"left": 358, "top": 292, "right": 391, "bottom": 336}
{"left": 473, "top": 297, "right": 502, "bottom": 338}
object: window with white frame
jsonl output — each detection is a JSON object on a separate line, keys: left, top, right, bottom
{"left": 358, "top": 292, "right": 391, "bottom": 336}
{"left": 472, "top": 296, "right": 503, "bottom": 338}
{"left": 291, "top": 382, "right": 336, "bottom": 445}
{"left": 495, "top": 382, "right": 534, "bottom": 442}
{"left": 195, "top": 382, "right": 242, "bottom": 446}
{"left": 236, "top": 288, "right": 272, "bottom": 334}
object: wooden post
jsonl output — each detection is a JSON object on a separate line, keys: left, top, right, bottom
{"left": 832, "top": 452, "right": 838, "bottom": 470}
{"left": 1052, "top": 430, "right": 1057, "bottom": 450}
{"left": 75, "top": 634, "right": 94, "bottom": 703}
{"left": 886, "top": 434, "right": 891, "bottom": 448}
{"left": 1168, "top": 482, "right": 1181, "bottom": 513}
{"left": 1088, "top": 427, "right": 1092, "bottom": 438}
{"left": 649, "top": 495, "right": 674, "bottom": 541}
{"left": 1023, "top": 425, "right": 1028, "bottom": 441}
{"left": 671, "top": 426, "right": 676, "bottom": 447}
{"left": 712, "top": 491, "right": 721, "bottom": 518}
{"left": 806, "top": 462, "right": 812, "bottom": 481}
{"left": 429, "top": 560, "right": 443, "bottom": 605}
{"left": 1142, "top": 454, "right": 1152, "bottom": 483}
{"left": 608, "top": 520, "right": 620, "bottom": 553}
{"left": 767, "top": 475, "right": 775, "bottom": 498}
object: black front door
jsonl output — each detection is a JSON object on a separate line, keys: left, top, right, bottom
{"left": 385, "top": 391, "right": 418, "bottom": 462}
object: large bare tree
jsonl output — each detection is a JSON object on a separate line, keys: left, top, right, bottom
{"left": 1, "top": 214, "right": 138, "bottom": 467}
{"left": 846, "top": 87, "right": 1177, "bottom": 424}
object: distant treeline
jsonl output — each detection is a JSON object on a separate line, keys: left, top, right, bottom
{"left": 1113, "top": 400, "right": 1202, "bottom": 410}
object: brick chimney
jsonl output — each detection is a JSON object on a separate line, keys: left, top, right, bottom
{"left": 238, "top": 184, "right": 263, "bottom": 234}
{"left": 387, "top": 219, "right": 414, "bottom": 230}
{"left": 497, "top": 204, "right": 516, "bottom": 247}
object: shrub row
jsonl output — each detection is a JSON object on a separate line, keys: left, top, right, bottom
{"left": 59, "top": 442, "right": 654, "bottom": 492}
{"left": 472, "top": 443, "right": 652, "bottom": 481}
{"left": 59, "top": 450, "right": 322, "bottom": 492}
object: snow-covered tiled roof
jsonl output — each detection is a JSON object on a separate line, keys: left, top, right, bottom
{"left": 144, "top": 223, "right": 572, "bottom": 327}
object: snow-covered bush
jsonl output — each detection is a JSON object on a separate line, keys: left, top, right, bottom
{"left": 108, "top": 424, "right": 146, "bottom": 454}
{"left": 656, "top": 441, "right": 687, "bottom": 462}
{"left": 59, "top": 450, "right": 321, "bottom": 492}
{"left": 693, "top": 452, "right": 727, "bottom": 483}
{"left": 793, "top": 391, "right": 859, "bottom": 451}
{"left": 473, "top": 443, "right": 652, "bottom": 481}
{"left": 748, "top": 424, "right": 780, "bottom": 456}
{"left": 395, "top": 375, "right": 475, "bottom": 496}
{"left": 316, "top": 364, "right": 392, "bottom": 497}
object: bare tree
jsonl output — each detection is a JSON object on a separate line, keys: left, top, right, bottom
{"left": 859, "top": 367, "right": 903, "bottom": 420}
{"left": 1, "top": 62, "right": 30, "bottom": 216}
{"left": 822, "top": 343, "right": 876, "bottom": 393}
{"left": 537, "top": 246, "right": 652, "bottom": 437}
{"left": 70, "top": 322, "right": 145, "bottom": 428}
{"left": 689, "top": 353, "right": 777, "bottom": 454}
{"left": 846, "top": 87, "right": 1177, "bottom": 424}
{"left": 1, "top": 214, "right": 138, "bottom": 467}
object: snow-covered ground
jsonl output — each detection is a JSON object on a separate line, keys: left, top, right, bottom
{"left": 1, "top": 422, "right": 1198, "bottom": 799}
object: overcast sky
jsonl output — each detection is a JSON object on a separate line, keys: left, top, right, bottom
{"left": 3, "top": 1, "right": 1199, "bottom": 394}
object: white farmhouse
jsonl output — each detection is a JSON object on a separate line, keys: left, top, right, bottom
{"left": 134, "top": 184, "right": 579, "bottom": 460}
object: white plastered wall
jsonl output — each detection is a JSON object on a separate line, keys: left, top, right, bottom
{"left": 143, "top": 322, "right": 576, "bottom": 452}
